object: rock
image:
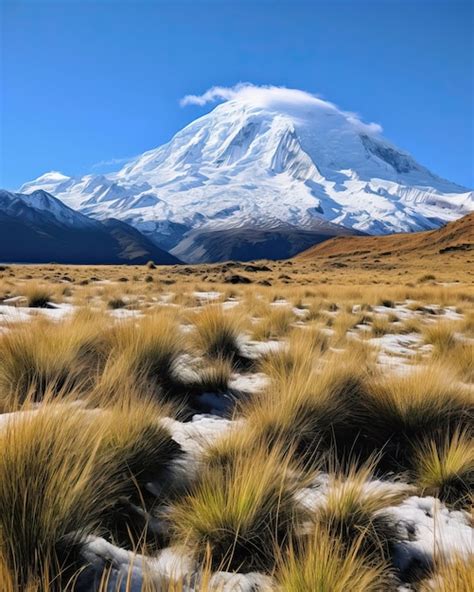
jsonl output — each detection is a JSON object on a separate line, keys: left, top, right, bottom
{"left": 243, "top": 264, "right": 271, "bottom": 272}
{"left": 223, "top": 274, "right": 252, "bottom": 284}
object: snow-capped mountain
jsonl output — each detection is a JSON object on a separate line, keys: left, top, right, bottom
{"left": 20, "top": 87, "right": 473, "bottom": 262}
{"left": 0, "top": 189, "right": 180, "bottom": 264}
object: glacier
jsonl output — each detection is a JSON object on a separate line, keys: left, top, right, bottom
{"left": 20, "top": 87, "right": 473, "bottom": 260}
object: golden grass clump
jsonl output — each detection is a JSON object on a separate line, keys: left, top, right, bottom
{"left": 170, "top": 444, "right": 306, "bottom": 572}
{"left": 194, "top": 356, "right": 233, "bottom": 393}
{"left": 419, "top": 555, "right": 474, "bottom": 592}
{"left": 105, "top": 312, "right": 186, "bottom": 399}
{"left": 244, "top": 355, "right": 371, "bottom": 465}
{"left": 423, "top": 321, "right": 459, "bottom": 355}
{"left": 436, "top": 341, "right": 474, "bottom": 384}
{"left": 313, "top": 464, "right": 410, "bottom": 559}
{"left": 275, "top": 524, "right": 391, "bottom": 592}
{"left": 100, "top": 398, "right": 181, "bottom": 498}
{"left": 362, "top": 367, "right": 473, "bottom": 472}
{"left": 413, "top": 429, "right": 474, "bottom": 509}
{"left": 398, "top": 317, "right": 422, "bottom": 334}
{"left": 251, "top": 306, "right": 295, "bottom": 340}
{"left": 22, "top": 284, "right": 53, "bottom": 308}
{"left": 0, "top": 406, "right": 114, "bottom": 590}
{"left": 191, "top": 305, "right": 245, "bottom": 364}
{"left": 370, "top": 315, "right": 392, "bottom": 337}
{"left": 95, "top": 398, "right": 182, "bottom": 548}
{"left": 0, "top": 315, "right": 107, "bottom": 407}
{"left": 258, "top": 329, "right": 323, "bottom": 380}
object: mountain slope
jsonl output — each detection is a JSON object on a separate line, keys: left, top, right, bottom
{"left": 20, "top": 87, "right": 473, "bottom": 262}
{"left": 0, "top": 190, "right": 180, "bottom": 264}
{"left": 171, "top": 223, "right": 363, "bottom": 263}
{"left": 297, "top": 212, "right": 474, "bottom": 261}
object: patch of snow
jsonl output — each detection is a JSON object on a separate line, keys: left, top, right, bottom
{"left": 388, "top": 496, "right": 473, "bottom": 572}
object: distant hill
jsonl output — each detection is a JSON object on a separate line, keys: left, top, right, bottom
{"left": 0, "top": 189, "right": 181, "bottom": 265}
{"left": 171, "top": 223, "right": 362, "bottom": 263}
{"left": 296, "top": 213, "right": 474, "bottom": 262}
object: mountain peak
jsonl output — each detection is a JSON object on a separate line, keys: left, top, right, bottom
{"left": 19, "top": 87, "right": 473, "bottom": 262}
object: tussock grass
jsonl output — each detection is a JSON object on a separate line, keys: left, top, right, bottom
{"left": 0, "top": 406, "right": 115, "bottom": 590}
{"left": 397, "top": 317, "right": 422, "bottom": 334}
{"left": 201, "top": 425, "right": 260, "bottom": 470}
{"left": 23, "top": 284, "right": 52, "bottom": 308}
{"left": 305, "top": 299, "right": 326, "bottom": 321}
{"left": 0, "top": 316, "right": 106, "bottom": 406}
{"left": 191, "top": 306, "right": 244, "bottom": 364}
{"left": 258, "top": 329, "right": 322, "bottom": 380}
{"left": 275, "top": 524, "right": 392, "bottom": 592}
{"left": 97, "top": 398, "right": 181, "bottom": 548}
{"left": 459, "top": 310, "right": 474, "bottom": 337}
{"left": 251, "top": 306, "right": 295, "bottom": 340}
{"left": 371, "top": 316, "right": 392, "bottom": 337}
{"left": 108, "top": 297, "right": 127, "bottom": 309}
{"left": 194, "top": 356, "right": 233, "bottom": 393}
{"left": 106, "top": 313, "right": 186, "bottom": 399}
{"left": 313, "top": 464, "right": 410, "bottom": 559}
{"left": 414, "top": 429, "right": 474, "bottom": 509}
{"left": 419, "top": 555, "right": 474, "bottom": 591}
{"left": 362, "top": 367, "right": 474, "bottom": 472}
{"left": 423, "top": 321, "right": 459, "bottom": 354}
{"left": 170, "top": 444, "right": 306, "bottom": 571}
{"left": 435, "top": 341, "right": 474, "bottom": 384}
{"left": 244, "top": 355, "right": 372, "bottom": 465}
{"left": 100, "top": 398, "right": 180, "bottom": 497}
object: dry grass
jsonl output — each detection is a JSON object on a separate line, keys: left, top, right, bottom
{"left": 104, "top": 312, "right": 186, "bottom": 399}
{"left": 0, "top": 262, "right": 472, "bottom": 587}
{"left": 423, "top": 321, "right": 459, "bottom": 354}
{"left": 313, "top": 464, "right": 411, "bottom": 559}
{"left": 275, "top": 524, "right": 392, "bottom": 592}
{"left": 361, "top": 367, "right": 474, "bottom": 472}
{"left": 0, "top": 406, "right": 115, "bottom": 590}
{"left": 170, "top": 444, "right": 306, "bottom": 572}
{"left": 193, "top": 356, "right": 234, "bottom": 393}
{"left": 434, "top": 341, "right": 474, "bottom": 383}
{"left": 0, "top": 315, "right": 106, "bottom": 407}
{"left": 370, "top": 315, "right": 392, "bottom": 337}
{"left": 22, "top": 284, "right": 53, "bottom": 308}
{"left": 413, "top": 429, "right": 474, "bottom": 509}
{"left": 95, "top": 398, "right": 182, "bottom": 548}
{"left": 244, "top": 354, "right": 372, "bottom": 465}
{"left": 258, "top": 328, "right": 324, "bottom": 379}
{"left": 251, "top": 306, "right": 295, "bottom": 340}
{"left": 191, "top": 305, "right": 245, "bottom": 364}
{"left": 419, "top": 555, "right": 474, "bottom": 591}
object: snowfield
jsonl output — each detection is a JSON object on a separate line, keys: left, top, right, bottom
{"left": 20, "top": 86, "right": 473, "bottom": 261}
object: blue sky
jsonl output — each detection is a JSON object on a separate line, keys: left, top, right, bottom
{"left": 1, "top": 0, "right": 472, "bottom": 189}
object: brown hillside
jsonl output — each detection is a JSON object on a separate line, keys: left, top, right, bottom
{"left": 297, "top": 213, "right": 474, "bottom": 261}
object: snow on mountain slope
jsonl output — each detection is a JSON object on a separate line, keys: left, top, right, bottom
{"left": 0, "top": 189, "right": 98, "bottom": 230}
{"left": 20, "top": 86, "right": 473, "bottom": 260}
{"left": 0, "top": 189, "right": 181, "bottom": 264}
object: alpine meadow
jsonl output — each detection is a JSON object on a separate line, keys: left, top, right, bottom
{"left": 0, "top": 1, "right": 473, "bottom": 591}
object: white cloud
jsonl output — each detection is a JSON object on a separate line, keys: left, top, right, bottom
{"left": 180, "top": 83, "right": 382, "bottom": 134}
{"left": 179, "top": 83, "right": 250, "bottom": 107}
{"left": 91, "top": 155, "right": 135, "bottom": 169}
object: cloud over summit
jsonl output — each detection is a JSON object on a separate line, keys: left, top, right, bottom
{"left": 180, "top": 83, "right": 382, "bottom": 134}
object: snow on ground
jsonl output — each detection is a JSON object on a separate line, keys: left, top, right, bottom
{"left": 193, "top": 291, "right": 221, "bottom": 301}
{"left": 0, "top": 296, "right": 471, "bottom": 589}
{"left": 389, "top": 497, "right": 473, "bottom": 574}
{"left": 83, "top": 536, "right": 273, "bottom": 592}
{"left": 162, "top": 414, "right": 235, "bottom": 460}
{"left": 367, "top": 333, "right": 424, "bottom": 356}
